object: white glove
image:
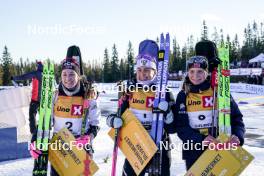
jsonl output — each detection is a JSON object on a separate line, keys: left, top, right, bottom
{"left": 164, "top": 111, "right": 173, "bottom": 124}
{"left": 158, "top": 101, "right": 169, "bottom": 112}
{"left": 158, "top": 101, "right": 174, "bottom": 124}
{"left": 106, "top": 114, "right": 123, "bottom": 129}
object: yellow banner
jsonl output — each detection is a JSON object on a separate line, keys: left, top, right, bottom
{"left": 49, "top": 128, "right": 99, "bottom": 176}
{"left": 108, "top": 109, "right": 158, "bottom": 175}
{"left": 185, "top": 134, "right": 254, "bottom": 176}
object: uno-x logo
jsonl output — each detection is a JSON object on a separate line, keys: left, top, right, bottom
{"left": 146, "top": 97, "right": 155, "bottom": 108}
{"left": 132, "top": 98, "right": 145, "bottom": 104}
{"left": 71, "top": 105, "right": 83, "bottom": 116}
{"left": 202, "top": 96, "right": 213, "bottom": 107}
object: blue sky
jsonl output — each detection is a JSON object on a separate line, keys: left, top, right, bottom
{"left": 1, "top": 0, "right": 264, "bottom": 63}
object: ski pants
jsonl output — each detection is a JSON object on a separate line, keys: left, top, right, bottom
{"left": 50, "top": 166, "right": 59, "bottom": 176}
{"left": 29, "top": 100, "right": 39, "bottom": 135}
{"left": 122, "top": 148, "right": 171, "bottom": 176}
{"left": 184, "top": 158, "right": 197, "bottom": 171}
{"left": 183, "top": 148, "right": 206, "bottom": 170}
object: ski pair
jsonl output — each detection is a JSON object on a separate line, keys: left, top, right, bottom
{"left": 217, "top": 44, "right": 231, "bottom": 136}
{"left": 149, "top": 33, "right": 170, "bottom": 176}
{"left": 33, "top": 61, "right": 55, "bottom": 176}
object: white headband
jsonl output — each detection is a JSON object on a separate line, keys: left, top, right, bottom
{"left": 136, "top": 58, "right": 156, "bottom": 70}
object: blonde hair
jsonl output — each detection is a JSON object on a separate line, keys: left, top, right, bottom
{"left": 86, "top": 86, "right": 98, "bottom": 99}
{"left": 182, "top": 76, "right": 191, "bottom": 95}
{"left": 182, "top": 74, "right": 211, "bottom": 95}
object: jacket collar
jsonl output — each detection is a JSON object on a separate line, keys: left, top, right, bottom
{"left": 189, "top": 80, "right": 210, "bottom": 93}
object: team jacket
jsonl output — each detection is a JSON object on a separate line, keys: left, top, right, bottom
{"left": 168, "top": 81, "right": 245, "bottom": 160}
{"left": 13, "top": 68, "right": 42, "bottom": 102}
{"left": 120, "top": 85, "right": 175, "bottom": 136}
{"left": 52, "top": 83, "right": 100, "bottom": 137}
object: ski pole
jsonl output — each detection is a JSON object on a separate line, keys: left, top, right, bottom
{"left": 111, "top": 127, "right": 120, "bottom": 176}
{"left": 211, "top": 67, "right": 218, "bottom": 137}
{"left": 111, "top": 85, "right": 124, "bottom": 176}
{"left": 11, "top": 80, "right": 18, "bottom": 87}
{"left": 111, "top": 108, "right": 121, "bottom": 176}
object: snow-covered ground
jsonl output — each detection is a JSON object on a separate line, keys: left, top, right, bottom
{"left": 0, "top": 87, "right": 263, "bottom": 176}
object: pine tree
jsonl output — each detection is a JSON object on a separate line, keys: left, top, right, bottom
{"left": 230, "top": 34, "right": 241, "bottom": 66}
{"left": 19, "top": 57, "right": 24, "bottom": 75}
{"left": 247, "top": 24, "right": 253, "bottom": 47}
{"left": 93, "top": 60, "right": 102, "bottom": 82}
{"left": 1, "top": 46, "right": 13, "bottom": 85}
{"left": 103, "top": 48, "right": 111, "bottom": 82}
{"left": 226, "top": 35, "right": 231, "bottom": 46}
{"left": 212, "top": 27, "right": 220, "bottom": 46}
{"left": 169, "top": 37, "right": 178, "bottom": 73}
{"left": 0, "top": 66, "right": 2, "bottom": 85}
{"left": 111, "top": 44, "right": 120, "bottom": 82}
{"left": 226, "top": 34, "right": 235, "bottom": 63}
{"left": 252, "top": 21, "right": 258, "bottom": 56}
{"left": 54, "top": 63, "right": 61, "bottom": 83}
{"left": 220, "top": 29, "right": 224, "bottom": 45}
{"left": 187, "top": 35, "right": 195, "bottom": 58}
{"left": 201, "top": 20, "right": 208, "bottom": 40}
{"left": 119, "top": 58, "right": 126, "bottom": 80}
{"left": 176, "top": 41, "right": 182, "bottom": 71}
{"left": 127, "top": 41, "right": 134, "bottom": 81}
{"left": 156, "top": 36, "right": 159, "bottom": 44}
{"left": 257, "top": 23, "right": 264, "bottom": 54}
{"left": 241, "top": 24, "right": 255, "bottom": 60}
{"left": 260, "top": 22, "right": 264, "bottom": 46}
{"left": 181, "top": 44, "right": 188, "bottom": 71}
{"left": 252, "top": 21, "right": 258, "bottom": 44}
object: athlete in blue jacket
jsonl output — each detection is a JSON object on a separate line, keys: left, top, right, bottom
{"left": 168, "top": 56, "right": 245, "bottom": 170}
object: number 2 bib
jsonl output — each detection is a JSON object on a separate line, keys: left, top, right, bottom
{"left": 53, "top": 96, "right": 84, "bottom": 136}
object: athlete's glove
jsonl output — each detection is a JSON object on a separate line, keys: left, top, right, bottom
{"left": 158, "top": 101, "right": 169, "bottom": 112}
{"left": 86, "top": 125, "right": 100, "bottom": 138}
{"left": 203, "top": 135, "right": 218, "bottom": 146}
{"left": 106, "top": 114, "right": 123, "bottom": 129}
{"left": 158, "top": 101, "right": 174, "bottom": 124}
{"left": 29, "top": 142, "right": 42, "bottom": 159}
{"left": 228, "top": 135, "right": 240, "bottom": 146}
{"left": 75, "top": 135, "right": 90, "bottom": 146}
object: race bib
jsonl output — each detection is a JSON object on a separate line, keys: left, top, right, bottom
{"left": 54, "top": 96, "right": 84, "bottom": 135}
{"left": 188, "top": 110, "right": 217, "bottom": 129}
